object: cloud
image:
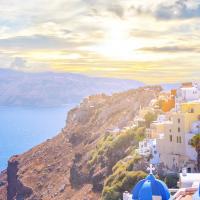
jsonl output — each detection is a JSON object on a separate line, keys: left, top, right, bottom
{"left": 130, "top": 29, "right": 167, "bottom": 39}
{"left": 10, "top": 57, "right": 27, "bottom": 69}
{"left": 0, "top": 0, "right": 199, "bottom": 84}
{"left": 107, "top": 4, "right": 124, "bottom": 18}
{"left": 155, "top": 0, "right": 200, "bottom": 20}
{"left": 129, "top": 0, "right": 200, "bottom": 20}
{"left": 138, "top": 45, "right": 200, "bottom": 53}
{"left": 82, "top": 0, "right": 124, "bottom": 18}
{"left": 0, "top": 34, "right": 95, "bottom": 50}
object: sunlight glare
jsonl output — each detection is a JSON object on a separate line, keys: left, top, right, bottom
{"left": 95, "top": 21, "right": 141, "bottom": 60}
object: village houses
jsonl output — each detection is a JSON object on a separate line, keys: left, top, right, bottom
{"left": 138, "top": 82, "right": 200, "bottom": 173}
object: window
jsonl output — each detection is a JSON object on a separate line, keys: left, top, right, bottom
{"left": 177, "top": 136, "right": 182, "bottom": 143}
{"left": 178, "top": 118, "right": 181, "bottom": 123}
{"left": 178, "top": 127, "right": 181, "bottom": 132}
{"left": 187, "top": 168, "right": 191, "bottom": 173}
{"left": 169, "top": 135, "right": 173, "bottom": 142}
{"left": 179, "top": 136, "right": 182, "bottom": 143}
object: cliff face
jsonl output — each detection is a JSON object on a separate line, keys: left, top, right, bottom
{"left": 0, "top": 170, "right": 7, "bottom": 200}
{"left": 3, "top": 86, "right": 161, "bottom": 200}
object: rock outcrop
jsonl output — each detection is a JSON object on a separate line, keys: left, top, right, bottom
{"left": 0, "top": 170, "right": 7, "bottom": 200}
{"left": 2, "top": 86, "right": 161, "bottom": 200}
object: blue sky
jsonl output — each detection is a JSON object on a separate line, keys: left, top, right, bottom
{"left": 0, "top": 0, "right": 200, "bottom": 83}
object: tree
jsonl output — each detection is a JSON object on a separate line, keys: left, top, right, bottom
{"left": 164, "top": 173, "right": 179, "bottom": 188}
{"left": 144, "top": 112, "right": 157, "bottom": 128}
{"left": 190, "top": 134, "right": 200, "bottom": 171}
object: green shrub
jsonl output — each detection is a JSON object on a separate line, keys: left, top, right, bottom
{"left": 102, "top": 186, "right": 121, "bottom": 200}
{"left": 102, "top": 154, "right": 145, "bottom": 200}
{"left": 108, "top": 130, "right": 135, "bottom": 153}
{"left": 135, "top": 127, "right": 145, "bottom": 142}
{"left": 164, "top": 173, "right": 179, "bottom": 188}
{"left": 88, "top": 128, "right": 138, "bottom": 168}
{"left": 102, "top": 170, "right": 146, "bottom": 200}
{"left": 144, "top": 112, "right": 157, "bottom": 128}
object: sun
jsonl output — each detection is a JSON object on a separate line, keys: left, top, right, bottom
{"left": 93, "top": 20, "right": 141, "bottom": 60}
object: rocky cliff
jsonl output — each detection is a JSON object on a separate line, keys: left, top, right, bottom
{"left": 0, "top": 170, "right": 7, "bottom": 200}
{"left": 0, "top": 86, "right": 161, "bottom": 200}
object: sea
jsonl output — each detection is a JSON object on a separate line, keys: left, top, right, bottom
{"left": 0, "top": 104, "right": 75, "bottom": 171}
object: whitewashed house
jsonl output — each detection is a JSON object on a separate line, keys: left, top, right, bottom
{"left": 138, "top": 139, "right": 160, "bottom": 164}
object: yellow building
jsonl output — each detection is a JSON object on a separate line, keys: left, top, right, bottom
{"left": 149, "top": 101, "right": 200, "bottom": 172}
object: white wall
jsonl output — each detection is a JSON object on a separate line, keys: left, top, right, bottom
{"left": 123, "top": 192, "right": 132, "bottom": 200}
{"left": 179, "top": 87, "right": 200, "bottom": 102}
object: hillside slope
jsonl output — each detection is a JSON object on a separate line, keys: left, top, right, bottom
{"left": 0, "top": 86, "right": 161, "bottom": 200}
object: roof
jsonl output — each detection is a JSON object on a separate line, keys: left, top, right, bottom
{"left": 181, "top": 82, "right": 193, "bottom": 88}
{"left": 132, "top": 174, "right": 170, "bottom": 200}
{"left": 173, "top": 187, "right": 198, "bottom": 200}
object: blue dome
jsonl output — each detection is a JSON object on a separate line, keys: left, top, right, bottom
{"left": 132, "top": 174, "right": 170, "bottom": 200}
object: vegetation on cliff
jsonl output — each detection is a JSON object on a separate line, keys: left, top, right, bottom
{"left": 88, "top": 127, "right": 145, "bottom": 171}
{"left": 102, "top": 153, "right": 147, "bottom": 200}
{"left": 190, "top": 133, "right": 200, "bottom": 171}
{"left": 87, "top": 127, "right": 147, "bottom": 199}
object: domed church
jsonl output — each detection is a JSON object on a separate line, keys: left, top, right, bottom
{"left": 132, "top": 164, "right": 170, "bottom": 200}
{"left": 123, "top": 164, "right": 200, "bottom": 200}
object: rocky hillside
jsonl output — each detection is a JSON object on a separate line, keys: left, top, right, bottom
{"left": 0, "top": 171, "right": 7, "bottom": 200}
{"left": 0, "top": 86, "right": 161, "bottom": 200}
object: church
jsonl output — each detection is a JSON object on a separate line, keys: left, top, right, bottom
{"left": 123, "top": 164, "right": 200, "bottom": 200}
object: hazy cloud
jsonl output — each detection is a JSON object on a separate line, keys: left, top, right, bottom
{"left": 139, "top": 45, "right": 200, "bottom": 53}
{"left": 107, "top": 4, "right": 124, "bottom": 18}
{"left": 155, "top": 0, "right": 200, "bottom": 20}
{"left": 129, "top": 0, "right": 200, "bottom": 20}
{"left": 10, "top": 57, "right": 27, "bottom": 69}
{"left": 0, "top": 0, "right": 199, "bottom": 83}
{"left": 130, "top": 29, "right": 167, "bottom": 39}
{"left": 0, "top": 34, "right": 95, "bottom": 50}
{"left": 82, "top": 0, "right": 124, "bottom": 18}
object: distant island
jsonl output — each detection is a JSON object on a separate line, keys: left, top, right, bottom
{"left": 0, "top": 69, "right": 144, "bottom": 107}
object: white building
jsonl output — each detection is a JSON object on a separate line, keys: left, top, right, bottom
{"left": 179, "top": 169, "right": 200, "bottom": 188}
{"left": 176, "top": 82, "right": 200, "bottom": 110}
{"left": 138, "top": 139, "right": 160, "bottom": 164}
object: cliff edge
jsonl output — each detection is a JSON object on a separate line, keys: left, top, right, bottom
{"left": 1, "top": 86, "right": 161, "bottom": 200}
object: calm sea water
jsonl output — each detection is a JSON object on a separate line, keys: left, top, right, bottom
{"left": 0, "top": 105, "right": 75, "bottom": 171}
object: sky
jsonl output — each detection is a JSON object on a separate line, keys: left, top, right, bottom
{"left": 0, "top": 0, "right": 200, "bottom": 84}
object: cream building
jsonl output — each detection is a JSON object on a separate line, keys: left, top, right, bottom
{"left": 143, "top": 101, "right": 200, "bottom": 172}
